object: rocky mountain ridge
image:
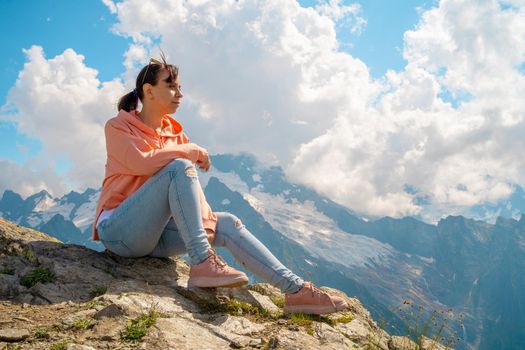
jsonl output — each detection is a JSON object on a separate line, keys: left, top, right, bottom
{"left": 0, "top": 217, "right": 453, "bottom": 350}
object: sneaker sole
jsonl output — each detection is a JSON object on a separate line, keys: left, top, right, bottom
{"left": 283, "top": 304, "right": 337, "bottom": 315}
{"left": 187, "top": 275, "right": 249, "bottom": 288}
{"left": 284, "top": 301, "right": 348, "bottom": 315}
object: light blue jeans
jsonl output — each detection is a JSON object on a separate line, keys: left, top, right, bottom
{"left": 96, "top": 158, "right": 304, "bottom": 294}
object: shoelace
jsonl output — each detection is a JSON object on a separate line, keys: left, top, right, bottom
{"left": 208, "top": 250, "right": 228, "bottom": 271}
{"left": 304, "top": 282, "right": 336, "bottom": 308}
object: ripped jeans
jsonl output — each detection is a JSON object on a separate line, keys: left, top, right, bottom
{"left": 96, "top": 158, "right": 304, "bottom": 294}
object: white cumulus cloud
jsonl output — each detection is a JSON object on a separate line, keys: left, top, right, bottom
{"left": 0, "top": 159, "right": 67, "bottom": 199}
{"left": 1, "top": 46, "right": 125, "bottom": 194}
{"left": 1, "top": 0, "right": 524, "bottom": 223}
{"left": 289, "top": 0, "right": 525, "bottom": 221}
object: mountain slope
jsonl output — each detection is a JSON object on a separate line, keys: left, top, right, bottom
{"left": 0, "top": 188, "right": 102, "bottom": 251}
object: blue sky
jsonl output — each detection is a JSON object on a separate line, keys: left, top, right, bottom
{"left": 0, "top": 0, "right": 430, "bottom": 169}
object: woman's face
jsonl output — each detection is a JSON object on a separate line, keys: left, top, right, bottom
{"left": 144, "top": 68, "right": 183, "bottom": 115}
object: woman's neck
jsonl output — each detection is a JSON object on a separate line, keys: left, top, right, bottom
{"left": 138, "top": 106, "right": 163, "bottom": 131}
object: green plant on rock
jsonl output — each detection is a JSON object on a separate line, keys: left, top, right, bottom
{"left": 33, "top": 327, "right": 51, "bottom": 339}
{"left": 261, "top": 336, "right": 280, "bottom": 350}
{"left": 225, "top": 299, "right": 265, "bottom": 316}
{"left": 20, "top": 248, "right": 37, "bottom": 263}
{"left": 50, "top": 339, "right": 69, "bottom": 350}
{"left": 51, "top": 323, "right": 65, "bottom": 332}
{"left": 270, "top": 294, "right": 285, "bottom": 308}
{"left": 286, "top": 312, "right": 335, "bottom": 327}
{"left": 19, "top": 267, "right": 55, "bottom": 288}
{"left": 333, "top": 312, "right": 354, "bottom": 325}
{"left": 120, "top": 309, "right": 160, "bottom": 342}
{"left": 80, "top": 298, "right": 109, "bottom": 311}
{"left": 247, "top": 284, "right": 268, "bottom": 295}
{"left": 287, "top": 312, "right": 314, "bottom": 327}
{"left": 72, "top": 318, "right": 94, "bottom": 330}
{"left": 196, "top": 297, "right": 278, "bottom": 322}
{"left": 89, "top": 285, "right": 108, "bottom": 298}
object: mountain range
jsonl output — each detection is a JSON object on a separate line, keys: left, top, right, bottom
{"left": 1, "top": 153, "right": 524, "bottom": 350}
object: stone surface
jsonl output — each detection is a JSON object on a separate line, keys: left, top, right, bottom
{"left": 390, "top": 335, "right": 418, "bottom": 350}
{"left": 0, "top": 217, "right": 454, "bottom": 350}
{"left": 66, "top": 344, "right": 97, "bottom": 350}
{"left": 94, "top": 303, "right": 124, "bottom": 319}
{"left": 421, "top": 335, "right": 454, "bottom": 350}
{"left": 0, "top": 328, "right": 30, "bottom": 341}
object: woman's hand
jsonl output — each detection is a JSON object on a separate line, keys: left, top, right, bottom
{"left": 196, "top": 147, "right": 211, "bottom": 172}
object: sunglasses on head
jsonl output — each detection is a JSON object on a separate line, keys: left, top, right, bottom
{"left": 140, "top": 57, "right": 165, "bottom": 91}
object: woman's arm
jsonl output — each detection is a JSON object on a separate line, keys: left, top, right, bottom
{"left": 105, "top": 120, "right": 208, "bottom": 176}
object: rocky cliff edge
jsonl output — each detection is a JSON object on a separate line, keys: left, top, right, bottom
{"left": 0, "top": 217, "right": 451, "bottom": 350}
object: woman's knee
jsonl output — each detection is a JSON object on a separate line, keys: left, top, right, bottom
{"left": 217, "top": 212, "right": 245, "bottom": 231}
{"left": 163, "top": 158, "right": 195, "bottom": 176}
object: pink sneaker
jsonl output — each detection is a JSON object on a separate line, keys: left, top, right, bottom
{"left": 188, "top": 248, "right": 249, "bottom": 288}
{"left": 283, "top": 281, "right": 348, "bottom": 315}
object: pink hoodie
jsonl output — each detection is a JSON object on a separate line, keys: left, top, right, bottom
{"left": 91, "top": 109, "right": 217, "bottom": 241}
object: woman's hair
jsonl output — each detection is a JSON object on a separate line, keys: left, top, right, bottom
{"left": 117, "top": 50, "right": 179, "bottom": 112}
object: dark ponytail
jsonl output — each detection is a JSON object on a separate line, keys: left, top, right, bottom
{"left": 117, "top": 90, "right": 139, "bottom": 112}
{"left": 116, "top": 49, "right": 179, "bottom": 112}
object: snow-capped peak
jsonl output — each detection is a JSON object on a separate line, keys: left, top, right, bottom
{"left": 32, "top": 191, "right": 56, "bottom": 212}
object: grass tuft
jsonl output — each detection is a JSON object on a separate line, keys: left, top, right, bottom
{"left": 286, "top": 312, "right": 335, "bottom": 327}
{"left": 83, "top": 298, "right": 109, "bottom": 311}
{"left": 120, "top": 310, "right": 160, "bottom": 342}
{"left": 224, "top": 298, "right": 264, "bottom": 316}
{"left": 248, "top": 284, "right": 268, "bottom": 295}
{"left": 72, "top": 318, "right": 94, "bottom": 330}
{"left": 19, "top": 267, "right": 55, "bottom": 288}
{"left": 33, "top": 327, "right": 51, "bottom": 339}
{"left": 50, "top": 340, "right": 69, "bottom": 350}
{"left": 89, "top": 285, "right": 108, "bottom": 298}
{"left": 20, "top": 248, "right": 37, "bottom": 263}
{"left": 333, "top": 312, "right": 354, "bottom": 324}
{"left": 270, "top": 294, "right": 285, "bottom": 308}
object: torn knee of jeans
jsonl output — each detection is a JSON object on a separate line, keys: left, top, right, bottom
{"left": 184, "top": 166, "right": 197, "bottom": 178}
{"left": 235, "top": 218, "right": 243, "bottom": 229}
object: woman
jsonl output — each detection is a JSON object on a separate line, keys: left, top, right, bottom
{"left": 92, "top": 55, "right": 347, "bottom": 315}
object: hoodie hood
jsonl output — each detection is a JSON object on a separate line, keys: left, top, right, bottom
{"left": 117, "top": 109, "right": 184, "bottom": 138}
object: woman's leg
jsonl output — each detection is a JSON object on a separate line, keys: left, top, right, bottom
{"left": 148, "top": 212, "right": 348, "bottom": 314}
{"left": 212, "top": 212, "right": 304, "bottom": 294}
{"left": 148, "top": 217, "right": 187, "bottom": 258}
{"left": 97, "top": 158, "right": 211, "bottom": 265}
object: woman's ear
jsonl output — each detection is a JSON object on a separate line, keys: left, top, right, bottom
{"left": 142, "top": 83, "right": 154, "bottom": 100}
